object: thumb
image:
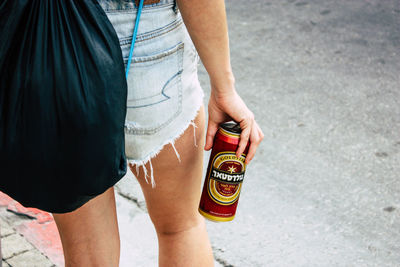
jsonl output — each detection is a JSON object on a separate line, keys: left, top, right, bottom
{"left": 204, "top": 119, "right": 219, "bottom": 151}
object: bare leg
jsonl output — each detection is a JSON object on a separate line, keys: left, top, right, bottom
{"left": 52, "top": 187, "right": 120, "bottom": 267}
{"left": 130, "top": 106, "right": 214, "bottom": 267}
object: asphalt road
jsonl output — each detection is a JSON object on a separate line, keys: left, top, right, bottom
{"left": 116, "top": 0, "right": 400, "bottom": 266}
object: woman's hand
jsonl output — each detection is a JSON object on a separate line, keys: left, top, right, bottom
{"left": 176, "top": 0, "right": 263, "bottom": 163}
{"left": 204, "top": 82, "right": 264, "bottom": 164}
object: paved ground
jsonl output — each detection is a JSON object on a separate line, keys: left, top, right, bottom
{"left": 0, "top": 193, "right": 59, "bottom": 267}
{"left": 207, "top": 0, "right": 399, "bottom": 266}
{"left": 1, "top": 0, "right": 399, "bottom": 266}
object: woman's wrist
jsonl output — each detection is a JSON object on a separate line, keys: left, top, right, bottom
{"left": 209, "top": 71, "right": 236, "bottom": 95}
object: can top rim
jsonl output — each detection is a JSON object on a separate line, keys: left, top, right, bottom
{"left": 220, "top": 122, "right": 241, "bottom": 135}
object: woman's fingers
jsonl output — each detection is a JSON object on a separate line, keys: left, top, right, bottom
{"left": 245, "top": 122, "right": 264, "bottom": 164}
{"left": 205, "top": 89, "right": 264, "bottom": 163}
{"left": 204, "top": 119, "right": 219, "bottom": 151}
{"left": 236, "top": 113, "right": 254, "bottom": 158}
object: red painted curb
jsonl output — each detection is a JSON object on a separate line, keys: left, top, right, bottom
{"left": 0, "top": 191, "right": 64, "bottom": 266}
{"left": 16, "top": 220, "right": 64, "bottom": 267}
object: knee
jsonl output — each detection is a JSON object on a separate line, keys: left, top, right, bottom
{"left": 153, "top": 214, "right": 205, "bottom": 236}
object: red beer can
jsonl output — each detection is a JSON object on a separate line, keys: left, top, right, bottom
{"left": 199, "top": 122, "right": 250, "bottom": 222}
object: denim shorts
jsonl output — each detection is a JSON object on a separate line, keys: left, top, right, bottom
{"left": 98, "top": 0, "right": 204, "bottom": 179}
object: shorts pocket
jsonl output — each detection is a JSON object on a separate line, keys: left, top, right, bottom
{"left": 125, "top": 42, "right": 184, "bottom": 135}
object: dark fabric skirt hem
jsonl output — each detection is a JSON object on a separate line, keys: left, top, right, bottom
{"left": 0, "top": 173, "right": 126, "bottom": 214}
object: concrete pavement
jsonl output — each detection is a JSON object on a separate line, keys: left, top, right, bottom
{"left": 199, "top": 0, "right": 399, "bottom": 266}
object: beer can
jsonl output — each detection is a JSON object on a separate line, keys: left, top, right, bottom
{"left": 199, "top": 122, "right": 250, "bottom": 222}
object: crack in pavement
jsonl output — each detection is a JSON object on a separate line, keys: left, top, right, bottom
{"left": 215, "top": 257, "right": 235, "bottom": 267}
{"left": 116, "top": 191, "right": 147, "bottom": 212}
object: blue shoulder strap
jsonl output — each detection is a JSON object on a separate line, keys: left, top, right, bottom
{"left": 125, "top": 0, "right": 144, "bottom": 78}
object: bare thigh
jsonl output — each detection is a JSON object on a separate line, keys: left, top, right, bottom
{"left": 130, "top": 106, "right": 206, "bottom": 232}
{"left": 52, "top": 187, "right": 120, "bottom": 267}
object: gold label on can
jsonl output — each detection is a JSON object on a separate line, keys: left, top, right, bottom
{"left": 207, "top": 152, "right": 246, "bottom": 205}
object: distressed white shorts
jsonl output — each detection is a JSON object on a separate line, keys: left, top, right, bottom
{"left": 98, "top": 0, "right": 204, "bottom": 179}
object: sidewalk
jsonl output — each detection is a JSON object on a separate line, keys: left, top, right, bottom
{"left": 0, "top": 192, "right": 61, "bottom": 267}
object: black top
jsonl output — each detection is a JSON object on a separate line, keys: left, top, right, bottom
{"left": 0, "top": 0, "right": 127, "bottom": 213}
